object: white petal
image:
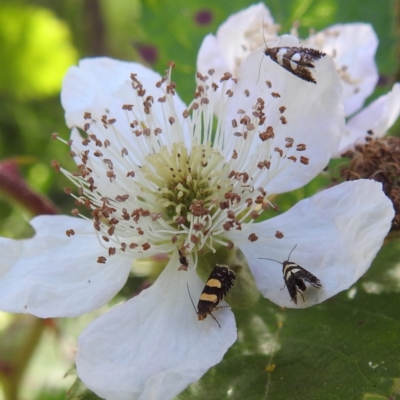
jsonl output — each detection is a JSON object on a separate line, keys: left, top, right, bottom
{"left": 197, "top": 3, "right": 277, "bottom": 76}
{"left": 307, "top": 23, "right": 378, "bottom": 116}
{"left": 197, "top": 34, "right": 231, "bottom": 82}
{"left": 229, "top": 180, "right": 393, "bottom": 308}
{"left": 0, "top": 215, "right": 131, "bottom": 317}
{"left": 62, "top": 58, "right": 155, "bottom": 127}
{"left": 196, "top": 4, "right": 278, "bottom": 117}
{"left": 61, "top": 57, "right": 188, "bottom": 144}
{"left": 336, "top": 83, "right": 400, "bottom": 156}
{"left": 226, "top": 39, "right": 344, "bottom": 194}
{"left": 76, "top": 252, "right": 237, "bottom": 400}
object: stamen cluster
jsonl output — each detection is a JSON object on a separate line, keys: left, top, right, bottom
{"left": 341, "top": 137, "right": 400, "bottom": 230}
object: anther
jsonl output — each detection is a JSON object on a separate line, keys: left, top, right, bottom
{"left": 248, "top": 233, "right": 258, "bottom": 242}
{"left": 300, "top": 156, "right": 309, "bottom": 165}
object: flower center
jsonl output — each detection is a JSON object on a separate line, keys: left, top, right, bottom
{"left": 141, "top": 141, "right": 234, "bottom": 247}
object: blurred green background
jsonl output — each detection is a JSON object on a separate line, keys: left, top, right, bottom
{"left": 0, "top": 0, "right": 399, "bottom": 399}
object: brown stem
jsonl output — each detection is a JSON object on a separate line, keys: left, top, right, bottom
{"left": 0, "top": 159, "right": 59, "bottom": 216}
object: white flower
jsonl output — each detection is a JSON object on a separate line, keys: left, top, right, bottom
{"left": 197, "top": 3, "right": 378, "bottom": 117}
{"left": 0, "top": 53, "right": 393, "bottom": 400}
{"left": 334, "top": 82, "right": 400, "bottom": 156}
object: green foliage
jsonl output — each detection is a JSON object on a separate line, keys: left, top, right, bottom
{"left": 0, "top": 3, "right": 77, "bottom": 100}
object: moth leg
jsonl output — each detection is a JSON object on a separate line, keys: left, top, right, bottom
{"left": 297, "top": 289, "right": 305, "bottom": 303}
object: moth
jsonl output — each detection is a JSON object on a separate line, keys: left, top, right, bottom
{"left": 264, "top": 46, "right": 326, "bottom": 84}
{"left": 260, "top": 244, "right": 322, "bottom": 304}
{"left": 188, "top": 264, "right": 235, "bottom": 328}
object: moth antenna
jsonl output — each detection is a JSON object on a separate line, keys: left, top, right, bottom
{"left": 287, "top": 244, "right": 298, "bottom": 262}
{"left": 262, "top": 16, "right": 267, "bottom": 48}
{"left": 258, "top": 257, "right": 282, "bottom": 265}
{"left": 256, "top": 17, "right": 267, "bottom": 85}
{"left": 187, "top": 284, "right": 198, "bottom": 314}
{"left": 256, "top": 58, "right": 263, "bottom": 85}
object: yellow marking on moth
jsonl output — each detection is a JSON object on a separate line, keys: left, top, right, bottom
{"left": 206, "top": 278, "right": 222, "bottom": 288}
{"left": 199, "top": 293, "right": 218, "bottom": 302}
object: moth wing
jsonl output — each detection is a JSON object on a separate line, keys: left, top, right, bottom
{"left": 213, "top": 265, "right": 236, "bottom": 298}
{"left": 294, "top": 277, "right": 307, "bottom": 292}
{"left": 293, "top": 266, "right": 322, "bottom": 288}
{"left": 286, "top": 281, "right": 299, "bottom": 304}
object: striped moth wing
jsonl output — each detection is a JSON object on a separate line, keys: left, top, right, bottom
{"left": 197, "top": 264, "right": 235, "bottom": 321}
{"left": 264, "top": 46, "right": 326, "bottom": 83}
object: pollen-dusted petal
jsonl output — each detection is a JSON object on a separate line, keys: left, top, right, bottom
{"left": 0, "top": 215, "right": 131, "bottom": 317}
{"left": 229, "top": 180, "right": 393, "bottom": 308}
{"left": 227, "top": 39, "right": 344, "bottom": 194}
{"left": 307, "top": 23, "right": 378, "bottom": 116}
{"left": 335, "top": 83, "right": 400, "bottom": 157}
{"left": 76, "top": 252, "right": 237, "bottom": 400}
{"left": 61, "top": 57, "right": 189, "bottom": 166}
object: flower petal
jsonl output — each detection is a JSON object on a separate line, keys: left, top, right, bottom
{"left": 336, "top": 83, "right": 400, "bottom": 156}
{"left": 0, "top": 215, "right": 131, "bottom": 317}
{"left": 61, "top": 58, "right": 188, "bottom": 153}
{"left": 307, "top": 23, "right": 379, "bottom": 116}
{"left": 225, "top": 38, "right": 344, "bottom": 194}
{"left": 62, "top": 58, "right": 184, "bottom": 126}
{"left": 229, "top": 180, "right": 393, "bottom": 308}
{"left": 197, "top": 3, "right": 278, "bottom": 77}
{"left": 76, "top": 251, "right": 237, "bottom": 400}
{"left": 197, "top": 34, "right": 230, "bottom": 81}
{"left": 196, "top": 4, "right": 278, "bottom": 117}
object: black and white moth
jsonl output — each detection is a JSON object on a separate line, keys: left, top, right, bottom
{"left": 264, "top": 46, "right": 326, "bottom": 84}
{"left": 260, "top": 245, "right": 322, "bottom": 304}
{"left": 188, "top": 264, "right": 236, "bottom": 328}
